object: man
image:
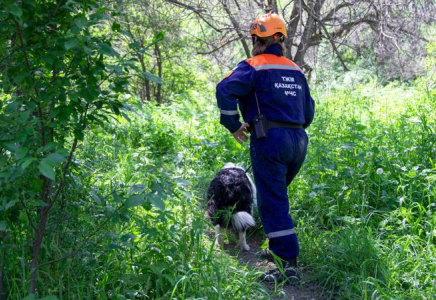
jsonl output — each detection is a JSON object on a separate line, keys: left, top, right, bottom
{"left": 216, "top": 13, "right": 315, "bottom": 282}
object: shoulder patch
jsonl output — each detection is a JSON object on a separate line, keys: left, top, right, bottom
{"left": 223, "top": 64, "right": 242, "bottom": 79}
{"left": 224, "top": 70, "right": 234, "bottom": 79}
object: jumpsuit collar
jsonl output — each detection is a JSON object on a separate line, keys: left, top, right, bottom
{"left": 263, "top": 43, "right": 283, "bottom": 56}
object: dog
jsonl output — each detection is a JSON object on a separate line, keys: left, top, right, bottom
{"left": 206, "top": 163, "right": 257, "bottom": 251}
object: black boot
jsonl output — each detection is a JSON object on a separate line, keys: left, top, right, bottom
{"left": 260, "top": 257, "right": 301, "bottom": 283}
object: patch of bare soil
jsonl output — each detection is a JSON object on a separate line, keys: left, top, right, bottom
{"left": 224, "top": 232, "right": 323, "bottom": 300}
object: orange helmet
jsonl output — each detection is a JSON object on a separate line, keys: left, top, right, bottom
{"left": 250, "top": 13, "right": 287, "bottom": 38}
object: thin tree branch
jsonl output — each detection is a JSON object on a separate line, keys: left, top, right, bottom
{"left": 197, "top": 36, "right": 241, "bottom": 54}
{"left": 14, "top": 20, "right": 32, "bottom": 73}
{"left": 220, "top": 0, "right": 251, "bottom": 57}
{"left": 301, "top": 0, "right": 349, "bottom": 71}
{"left": 162, "top": 0, "right": 206, "bottom": 13}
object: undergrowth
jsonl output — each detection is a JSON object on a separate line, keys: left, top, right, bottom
{"left": 4, "top": 72, "right": 436, "bottom": 299}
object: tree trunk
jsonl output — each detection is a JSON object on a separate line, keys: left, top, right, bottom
{"left": 154, "top": 43, "right": 163, "bottom": 103}
{"left": 138, "top": 53, "right": 151, "bottom": 102}
{"left": 285, "top": 0, "right": 302, "bottom": 60}
{"left": 29, "top": 204, "right": 50, "bottom": 294}
{"left": 291, "top": 0, "right": 322, "bottom": 68}
{"left": 265, "top": 0, "right": 278, "bottom": 13}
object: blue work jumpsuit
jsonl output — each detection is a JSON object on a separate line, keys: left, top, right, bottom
{"left": 216, "top": 44, "right": 315, "bottom": 260}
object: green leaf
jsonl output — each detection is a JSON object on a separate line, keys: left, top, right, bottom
{"left": 142, "top": 72, "right": 162, "bottom": 84}
{"left": 14, "top": 74, "right": 26, "bottom": 84}
{"left": 74, "top": 129, "right": 84, "bottom": 141}
{"left": 120, "top": 233, "right": 135, "bottom": 242}
{"left": 74, "top": 18, "right": 88, "bottom": 29}
{"left": 153, "top": 32, "right": 165, "bottom": 42}
{"left": 1, "top": 142, "right": 18, "bottom": 152}
{"left": 97, "top": 43, "right": 120, "bottom": 57}
{"left": 149, "top": 193, "right": 165, "bottom": 210}
{"left": 38, "top": 161, "right": 55, "bottom": 180}
{"left": 43, "top": 153, "right": 66, "bottom": 167}
{"left": 16, "top": 147, "right": 28, "bottom": 159}
{"left": 83, "top": 46, "right": 93, "bottom": 55}
{"left": 90, "top": 12, "right": 110, "bottom": 21}
{"left": 0, "top": 156, "right": 6, "bottom": 168}
{"left": 21, "top": 157, "right": 36, "bottom": 170}
{"left": 0, "top": 221, "right": 6, "bottom": 232}
{"left": 150, "top": 181, "right": 164, "bottom": 193}
{"left": 5, "top": 200, "right": 18, "bottom": 210}
{"left": 19, "top": 110, "right": 31, "bottom": 123}
{"left": 175, "top": 178, "right": 192, "bottom": 186}
{"left": 125, "top": 194, "right": 145, "bottom": 208}
{"left": 114, "top": 192, "right": 122, "bottom": 203}
{"left": 121, "top": 112, "right": 131, "bottom": 122}
{"left": 91, "top": 190, "right": 102, "bottom": 205}
{"left": 32, "top": 200, "right": 48, "bottom": 207}
{"left": 64, "top": 38, "right": 79, "bottom": 50}
{"left": 119, "top": 30, "right": 132, "bottom": 38}
{"left": 129, "top": 41, "right": 141, "bottom": 49}
{"left": 55, "top": 148, "right": 70, "bottom": 156}
{"left": 6, "top": 5, "right": 23, "bottom": 17}
{"left": 141, "top": 32, "right": 165, "bottom": 53}
{"left": 38, "top": 142, "right": 58, "bottom": 154}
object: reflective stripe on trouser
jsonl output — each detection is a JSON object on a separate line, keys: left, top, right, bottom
{"left": 250, "top": 127, "right": 308, "bottom": 260}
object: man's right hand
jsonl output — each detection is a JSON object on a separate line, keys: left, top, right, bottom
{"left": 232, "top": 123, "right": 250, "bottom": 144}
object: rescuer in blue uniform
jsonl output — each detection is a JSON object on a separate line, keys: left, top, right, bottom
{"left": 216, "top": 13, "right": 315, "bottom": 282}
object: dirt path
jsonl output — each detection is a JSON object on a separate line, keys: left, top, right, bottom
{"left": 225, "top": 232, "right": 323, "bottom": 300}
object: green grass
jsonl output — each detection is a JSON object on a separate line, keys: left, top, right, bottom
{"left": 4, "top": 71, "right": 436, "bottom": 299}
{"left": 293, "top": 77, "right": 436, "bottom": 299}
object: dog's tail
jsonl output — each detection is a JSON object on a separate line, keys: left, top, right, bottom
{"left": 231, "top": 212, "right": 255, "bottom": 232}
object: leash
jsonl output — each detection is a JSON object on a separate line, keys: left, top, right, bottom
{"left": 245, "top": 163, "right": 252, "bottom": 173}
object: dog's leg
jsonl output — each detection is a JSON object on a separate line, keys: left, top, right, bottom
{"left": 215, "top": 225, "right": 223, "bottom": 246}
{"left": 239, "top": 231, "right": 250, "bottom": 251}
